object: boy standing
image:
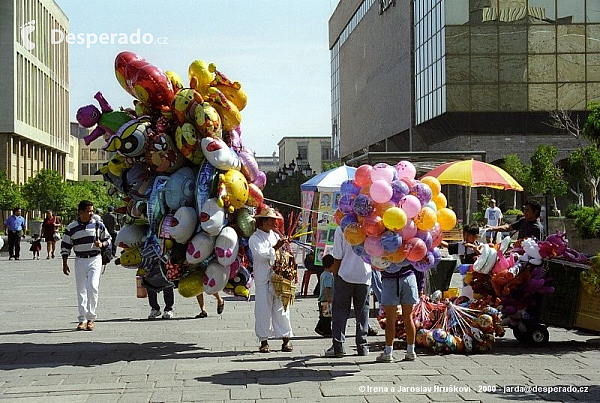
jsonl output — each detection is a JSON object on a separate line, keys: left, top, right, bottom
{"left": 315, "top": 254, "right": 335, "bottom": 336}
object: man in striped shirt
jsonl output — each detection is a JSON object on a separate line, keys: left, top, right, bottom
{"left": 61, "top": 200, "right": 111, "bottom": 331}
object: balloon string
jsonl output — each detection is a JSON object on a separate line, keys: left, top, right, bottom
{"left": 263, "top": 197, "right": 334, "bottom": 217}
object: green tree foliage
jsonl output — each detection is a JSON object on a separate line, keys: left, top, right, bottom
{"left": 322, "top": 161, "right": 342, "bottom": 172}
{"left": 568, "top": 146, "right": 600, "bottom": 207}
{"left": 500, "top": 154, "right": 530, "bottom": 209}
{"left": 21, "top": 169, "right": 68, "bottom": 213}
{"left": 0, "top": 170, "right": 26, "bottom": 211}
{"left": 528, "top": 145, "right": 567, "bottom": 198}
{"left": 583, "top": 102, "right": 600, "bottom": 145}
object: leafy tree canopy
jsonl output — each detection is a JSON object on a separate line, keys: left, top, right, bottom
{"left": 528, "top": 144, "right": 567, "bottom": 197}
{"left": 0, "top": 170, "right": 26, "bottom": 211}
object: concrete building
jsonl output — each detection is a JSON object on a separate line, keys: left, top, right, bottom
{"left": 277, "top": 136, "right": 332, "bottom": 175}
{"left": 256, "top": 152, "right": 279, "bottom": 173}
{"left": 329, "top": 0, "right": 592, "bottom": 166}
{"left": 0, "top": 0, "right": 70, "bottom": 183}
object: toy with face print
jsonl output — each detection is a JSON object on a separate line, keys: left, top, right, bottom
{"left": 105, "top": 116, "right": 153, "bottom": 158}
{"left": 76, "top": 91, "right": 134, "bottom": 146}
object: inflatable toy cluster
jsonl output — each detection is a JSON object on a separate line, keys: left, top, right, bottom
{"left": 80, "top": 51, "right": 263, "bottom": 300}
{"left": 377, "top": 296, "right": 505, "bottom": 354}
{"left": 334, "top": 161, "right": 457, "bottom": 273}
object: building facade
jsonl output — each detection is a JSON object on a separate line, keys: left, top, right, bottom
{"left": 0, "top": 0, "right": 70, "bottom": 184}
{"left": 277, "top": 136, "right": 332, "bottom": 175}
{"left": 329, "top": 0, "right": 593, "bottom": 165}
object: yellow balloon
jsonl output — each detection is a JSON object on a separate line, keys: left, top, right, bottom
{"left": 415, "top": 206, "right": 437, "bottom": 231}
{"left": 165, "top": 70, "right": 185, "bottom": 91}
{"left": 383, "top": 207, "right": 408, "bottom": 231}
{"left": 437, "top": 208, "right": 457, "bottom": 231}
{"left": 189, "top": 60, "right": 214, "bottom": 95}
{"left": 432, "top": 192, "right": 447, "bottom": 209}
{"left": 421, "top": 176, "right": 441, "bottom": 197}
{"left": 178, "top": 270, "right": 204, "bottom": 298}
{"left": 383, "top": 248, "right": 406, "bottom": 263}
{"left": 344, "top": 223, "right": 366, "bottom": 246}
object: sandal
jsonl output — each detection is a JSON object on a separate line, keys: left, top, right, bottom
{"left": 259, "top": 341, "right": 270, "bottom": 353}
{"left": 195, "top": 311, "right": 208, "bottom": 318}
{"left": 281, "top": 338, "right": 293, "bottom": 352}
{"left": 217, "top": 301, "right": 225, "bottom": 315}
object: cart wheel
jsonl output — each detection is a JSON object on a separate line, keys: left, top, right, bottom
{"left": 512, "top": 328, "right": 531, "bottom": 343}
{"left": 529, "top": 324, "right": 549, "bottom": 345}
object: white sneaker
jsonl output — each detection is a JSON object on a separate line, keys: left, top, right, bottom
{"left": 162, "top": 310, "right": 174, "bottom": 319}
{"left": 403, "top": 352, "right": 417, "bottom": 361}
{"left": 376, "top": 352, "right": 394, "bottom": 363}
{"left": 148, "top": 309, "right": 161, "bottom": 319}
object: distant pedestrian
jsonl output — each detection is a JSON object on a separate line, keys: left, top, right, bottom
{"left": 314, "top": 254, "right": 334, "bottom": 337}
{"left": 42, "top": 210, "right": 61, "bottom": 259}
{"left": 4, "top": 207, "right": 27, "bottom": 260}
{"left": 102, "top": 206, "right": 118, "bottom": 256}
{"left": 61, "top": 200, "right": 111, "bottom": 331}
{"left": 484, "top": 199, "right": 502, "bottom": 243}
{"left": 195, "top": 292, "right": 225, "bottom": 318}
{"left": 29, "top": 234, "right": 42, "bottom": 260}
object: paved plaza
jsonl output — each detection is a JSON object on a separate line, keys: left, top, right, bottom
{"left": 1, "top": 241, "right": 599, "bottom": 403}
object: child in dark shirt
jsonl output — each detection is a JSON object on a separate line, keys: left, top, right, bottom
{"left": 314, "top": 254, "right": 335, "bottom": 337}
{"left": 442, "top": 223, "right": 481, "bottom": 264}
{"left": 29, "top": 234, "right": 42, "bottom": 260}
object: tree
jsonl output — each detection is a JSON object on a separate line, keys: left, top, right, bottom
{"left": 568, "top": 146, "right": 600, "bottom": 207}
{"left": 63, "top": 180, "right": 122, "bottom": 222}
{"left": 500, "top": 154, "right": 530, "bottom": 209}
{"left": 583, "top": 102, "right": 600, "bottom": 145}
{"left": 528, "top": 144, "right": 568, "bottom": 209}
{"left": 21, "top": 169, "right": 68, "bottom": 214}
{"left": 0, "top": 170, "right": 26, "bottom": 211}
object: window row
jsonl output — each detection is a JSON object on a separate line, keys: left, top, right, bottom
{"left": 416, "top": 86, "right": 447, "bottom": 125}
{"left": 81, "top": 148, "right": 110, "bottom": 161}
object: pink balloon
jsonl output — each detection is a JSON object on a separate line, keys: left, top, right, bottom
{"left": 362, "top": 214, "right": 385, "bottom": 237}
{"left": 399, "top": 195, "right": 421, "bottom": 218}
{"left": 395, "top": 160, "right": 416, "bottom": 180}
{"left": 369, "top": 180, "right": 393, "bottom": 203}
{"left": 355, "top": 165, "right": 373, "bottom": 188}
{"left": 430, "top": 223, "right": 443, "bottom": 248}
{"left": 400, "top": 219, "right": 417, "bottom": 239}
{"left": 364, "top": 235, "right": 384, "bottom": 258}
{"left": 370, "top": 163, "right": 395, "bottom": 183}
{"left": 404, "top": 238, "right": 427, "bottom": 262}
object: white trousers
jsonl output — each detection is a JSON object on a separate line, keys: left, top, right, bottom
{"left": 254, "top": 282, "right": 293, "bottom": 341}
{"left": 75, "top": 256, "right": 102, "bottom": 322}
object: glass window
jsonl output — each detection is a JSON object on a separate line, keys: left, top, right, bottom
{"left": 528, "top": 25, "right": 556, "bottom": 53}
{"left": 471, "top": 26, "right": 498, "bottom": 54}
{"left": 587, "top": 25, "right": 600, "bottom": 52}
{"left": 82, "top": 164, "right": 89, "bottom": 176}
{"left": 445, "top": 26, "right": 469, "bottom": 54}
{"left": 558, "top": 83, "right": 586, "bottom": 110}
{"left": 471, "top": 84, "right": 498, "bottom": 111}
{"left": 557, "top": 54, "right": 585, "bottom": 82}
{"left": 529, "top": 0, "right": 556, "bottom": 23}
{"left": 499, "top": 84, "right": 528, "bottom": 111}
{"left": 557, "top": 0, "right": 584, "bottom": 24}
{"left": 587, "top": 54, "right": 600, "bottom": 81}
{"left": 557, "top": 25, "right": 585, "bottom": 53}
{"left": 588, "top": 82, "right": 600, "bottom": 103}
{"left": 446, "top": 84, "right": 470, "bottom": 111}
{"left": 471, "top": 55, "right": 498, "bottom": 83}
{"left": 445, "top": 0, "right": 469, "bottom": 24}
{"left": 528, "top": 54, "right": 556, "bottom": 82}
{"left": 446, "top": 55, "right": 470, "bottom": 83}
{"left": 529, "top": 84, "right": 557, "bottom": 110}
{"left": 499, "top": 55, "right": 527, "bottom": 83}
{"left": 89, "top": 148, "right": 98, "bottom": 161}
{"left": 588, "top": 0, "right": 600, "bottom": 22}
{"left": 89, "top": 163, "right": 98, "bottom": 175}
{"left": 499, "top": 25, "right": 527, "bottom": 54}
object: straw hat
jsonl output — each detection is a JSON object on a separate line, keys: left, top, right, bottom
{"left": 254, "top": 207, "right": 278, "bottom": 219}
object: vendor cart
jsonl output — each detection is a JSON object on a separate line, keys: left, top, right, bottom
{"left": 511, "top": 258, "right": 599, "bottom": 345}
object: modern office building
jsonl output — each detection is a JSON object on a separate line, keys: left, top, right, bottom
{"left": 329, "top": 0, "right": 593, "bottom": 166}
{"left": 0, "top": 0, "right": 70, "bottom": 183}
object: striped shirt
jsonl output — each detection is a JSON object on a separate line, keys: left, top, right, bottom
{"left": 61, "top": 218, "right": 111, "bottom": 258}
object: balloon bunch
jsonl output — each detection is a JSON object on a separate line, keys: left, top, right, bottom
{"left": 86, "top": 51, "right": 264, "bottom": 300}
{"left": 335, "top": 161, "right": 457, "bottom": 272}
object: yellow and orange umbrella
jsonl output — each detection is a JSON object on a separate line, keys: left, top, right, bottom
{"left": 423, "top": 159, "right": 523, "bottom": 191}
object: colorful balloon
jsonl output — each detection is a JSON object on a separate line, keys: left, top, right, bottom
{"left": 399, "top": 195, "right": 421, "bottom": 218}
{"left": 404, "top": 238, "right": 427, "bottom": 262}
{"left": 339, "top": 193, "right": 355, "bottom": 214}
{"left": 362, "top": 214, "right": 385, "bottom": 236}
{"left": 370, "top": 163, "right": 395, "bottom": 183}
{"left": 383, "top": 247, "right": 406, "bottom": 263}
{"left": 354, "top": 164, "right": 373, "bottom": 187}
{"left": 395, "top": 160, "right": 416, "bottom": 179}
{"left": 390, "top": 180, "right": 410, "bottom": 203}
{"left": 421, "top": 176, "right": 441, "bottom": 197}
{"left": 178, "top": 270, "right": 204, "bottom": 298}
{"left": 364, "top": 236, "right": 384, "bottom": 257}
{"left": 334, "top": 209, "right": 345, "bottom": 225}
{"left": 370, "top": 180, "right": 393, "bottom": 203}
{"left": 344, "top": 223, "right": 367, "bottom": 246}
{"left": 380, "top": 231, "right": 402, "bottom": 253}
{"left": 400, "top": 219, "right": 417, "bottom": 239}
{"left": 353, "top": 194, "right": 374, "bottom": 217}
{"left": 432, "top": 192, "right": 447, "bottom": 209}
{"left": 414, "top": 206, "right": 437, "bottom": 231}
{"left": 411, "top": 182, "right": 432, "bottom": 205}
{"left": 340, "top": 214, "right": 358, "bottom": 231}
{"left": 437, "top": 208, "right": 457, "bottom": 231}
{"left": 340, "top": 180, "right": 360, "bottom": 196}
{"left": 382, "top": 207, "right": 407, "bottom": 231}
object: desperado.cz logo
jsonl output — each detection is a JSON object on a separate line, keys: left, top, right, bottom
{"left": 19, "top": 19, "right": 167, "bottom": 50}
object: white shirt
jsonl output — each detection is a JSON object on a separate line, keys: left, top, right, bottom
{"left": 249, "top": 228, "right": 279, "bottom": 286}
{"left": 332, "top": 226, "right": 371, "bottom": 285}
{"left": 485, "top": 206, "right": 502, "bottom": 227}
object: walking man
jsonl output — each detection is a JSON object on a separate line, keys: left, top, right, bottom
{"left": 4, "top": 207, "right": 27, "bottom": 260}
{"left": 61, "top": 200, "right": 111, "bottom": 331}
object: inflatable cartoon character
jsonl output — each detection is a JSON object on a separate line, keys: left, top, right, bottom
{"left": 214, "top": 226, "right": 239, "bottom": 267}
{"left": 209, "top": 62, "right": 248, "bottom": 111}
{"left": 188, "top": 59, "right": 215, "bottom": 96}
{"left": 105, "top": 116, "right": 153, "bottom": 158}
{"left": 186, "top": 232, "right": 216, "bottom": 264}
{"left": 217, "top": 170, "right": 249, "bottom": 213}
{"left": 161, "top": 166, "right": 195, "bottom": 211}
{"left": 167, "top": 206, "right": 197, "bottom": 244}
{"left": 203, "top": 259, "right": 229, "bottom": 294}
{"left": 206, "top": 87, "right": 241, "bottom": 131}
{"left": 200, "top": 198, "right": 227, "bottom": 236}
{"left": 175, "top": 123, "right": 204, "bottom": 165}
{"left": 201, "top": 136, "right": 241, "bottom": 171}
{"left": 145, "top": 131, "right": 186, "bottom": 173}
{"left": 76, "top": 91, "right": 134, "bottom": 146}
{"left": 172, "top": 87, "right": 204, "bottom": 123}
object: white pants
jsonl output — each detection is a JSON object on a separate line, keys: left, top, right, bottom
{"left": 75, "top": 256, "right": 102, "bottom": 322}
{"left": 254, "top": 282, "right": 293, "bottom": 341}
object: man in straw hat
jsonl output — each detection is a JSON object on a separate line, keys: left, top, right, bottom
{"left": 249, "top": 206, "right": 293, "bottom": 353}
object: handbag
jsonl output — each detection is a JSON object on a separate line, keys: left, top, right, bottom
{"left": 52, "top": 231, "right": 60, "bottom": 242}
{"left": 95, "top": 222, "right": 113, "bottom": 265}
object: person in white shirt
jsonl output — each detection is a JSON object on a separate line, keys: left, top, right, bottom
{"left": 324, "top": 226, "right": 372, "bottom": 357}
{"left": 249, "top": 207, "right": 293, "bottom": 353}
{"left": 484, "top": 199, "right": 502, "bottom": 243}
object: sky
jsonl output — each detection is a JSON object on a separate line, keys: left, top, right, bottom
{"left": 55, "top": 0, "right": 340, "bottom": 157}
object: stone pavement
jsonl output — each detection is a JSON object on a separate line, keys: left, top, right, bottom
{"left": 1, "top": 241, "right": 600, "bottom": 403}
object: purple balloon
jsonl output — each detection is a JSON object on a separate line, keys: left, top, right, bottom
{"left": 415, "top": 230, "right": 433, "bottom": 250}
{"left": 411, "top": 182, "right": 432, "bottom": 206}
{"left": 352, "top": 244, "right": 366, "bottom": 257}
{"left": 252, "top": 171, "right": 267, "bottom": 189}
{"left": 352, "top": 194, "right": 374, "bottom": 217}
{"left": 390, "top": 180, "right": 410, "bottom": 203}
{"left": 341, "top": 180, "right": 360, "bottom": 196}
{"left": 380, "top": 231, "right": 402, "bottom": 253}
{"left": 338, "top": 194, "right": 355, "bottom": 214}
{"left": 414, "top": 251, "right": 436, "bottom": 272}
{"left": 340, "top": 214, "right": 358, "bottom": 231}
{"left": 361, "top": 254, "right": 372, "bottom": 264}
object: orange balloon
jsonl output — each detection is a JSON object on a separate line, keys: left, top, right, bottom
{"left": 374, "top": 201, "right": 395, "bottom": 217}
{"left": 437, "top": 208, "right": 457, "bottom": 231}
{"left": 432, "top": 192, "right": 447, "bottom": 209}
{"left": 355, "top": 164, "right": 373, "bottom": 187}
{"left": 415, "top": 206, "right": 437, "bottom": 231}
{"left": 344, "top": 223, "right": 366, "bottom": 246}
{"left": 421, "top": 176, "right": 441, "bottom": 197}
{"left": 360, "top": 184, "right": 371, "bottom": 195}
{"left": 362, "top": 214, "right": 385, "bottom": 236}
{"left": 334, "top": 209, "right": 345, "bottom": 225}
{"left": 383, "top": 248, "right": 406, "bottom": 263}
